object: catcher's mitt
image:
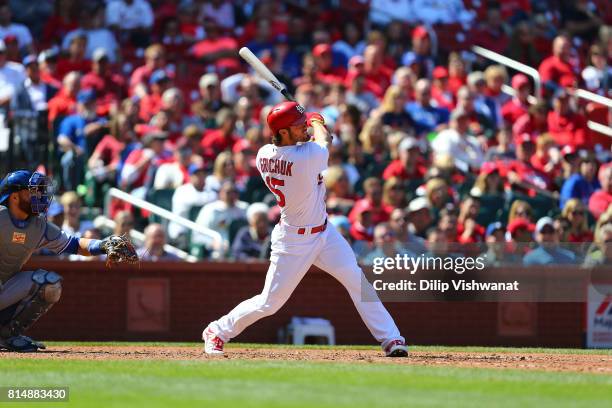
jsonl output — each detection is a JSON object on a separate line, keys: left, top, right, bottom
{"left": 101, "top": 235, "right": 139, "bottom": 267}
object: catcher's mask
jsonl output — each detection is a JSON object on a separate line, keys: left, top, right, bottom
{"left": 0, "top": 170, "right": 53, "bottom": 215}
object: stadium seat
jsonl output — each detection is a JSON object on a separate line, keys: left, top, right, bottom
{"left": 147, "top": 189, "right": 175, "bottom": 224}
{"left": 476, "top": 194, "right": 506, "bottom": 227}
{"left": 228, "top": 218, "right": 249, "bottom": 247}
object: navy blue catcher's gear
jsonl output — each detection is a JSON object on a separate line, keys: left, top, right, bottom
{"left": 0, "top": 269, "right": 62, "bottom": 341}
{"left": 0, "top": 335, "right": 46, "bottom": 352}
{"left": 0, "top": 170, "right": 53, "bottom": 214}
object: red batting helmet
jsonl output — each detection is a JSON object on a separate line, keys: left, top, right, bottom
{"left": 266, "top": 101, "right": 306, "bottom": 134}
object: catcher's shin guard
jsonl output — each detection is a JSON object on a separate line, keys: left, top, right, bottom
{"left": 0, "top": 269, "right": 62, "bottom": 339}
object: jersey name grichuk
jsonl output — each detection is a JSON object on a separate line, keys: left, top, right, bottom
{"left": 258, "top": 158, "right": 294, "bottom": 176}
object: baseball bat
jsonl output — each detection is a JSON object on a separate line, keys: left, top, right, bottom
{"left": 238, "top": 47, "right": 295, "bottom": 102}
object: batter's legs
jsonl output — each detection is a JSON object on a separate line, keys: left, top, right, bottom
{"left": 313, "top": 224, "right": 404, "bottom": 349}
{"left": 208, "top": 246, "right": 319, "bottom": 342}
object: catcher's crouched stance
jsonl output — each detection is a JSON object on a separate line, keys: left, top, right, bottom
{"left": 203, "top": 102, "right": 408, "bottom": 357}
{"left": 0, "top": 170, "right": 138, "bottom": 352}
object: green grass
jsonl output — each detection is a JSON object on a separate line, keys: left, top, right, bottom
{"left": 0, "top": 345, "right": 611, "bottom": 408}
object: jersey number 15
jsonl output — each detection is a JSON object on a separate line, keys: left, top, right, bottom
{"left": 265, "top": 176, "right": 285, "bottom": 207}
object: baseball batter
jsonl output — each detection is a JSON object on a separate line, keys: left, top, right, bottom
{"left": 203, "top": 102, "right": 407, "bottom": 357}
{"left": 0, "top": 170, "right": 137, "bottom": 352}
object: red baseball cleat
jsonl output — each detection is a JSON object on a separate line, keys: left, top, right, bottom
{"left": 202, "top": 326, "right": 225, "bottom": 355}
{"left": 384, "top": 339, "right": 408, "bottom": 357}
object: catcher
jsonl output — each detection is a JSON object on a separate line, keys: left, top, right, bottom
{"left": 0, "top": 170, "right": 138, "bottom": 352}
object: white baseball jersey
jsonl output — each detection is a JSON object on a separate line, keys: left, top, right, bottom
{"left": 256, "top": 142, "right": 328, "bottom": 227}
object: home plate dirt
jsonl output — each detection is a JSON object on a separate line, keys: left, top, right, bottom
{"left": 3, "top": 346, "right": 612, "bottom": 373}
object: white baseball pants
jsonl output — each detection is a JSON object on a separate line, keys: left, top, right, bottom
{"left": 209, "top": 222, "right": 403, "bottom": 346}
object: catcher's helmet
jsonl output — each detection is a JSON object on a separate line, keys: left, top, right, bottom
{"left": 266, "top": 101, "right": 306, "bottom": 135}
{"left": 0, "top": 170, "right": 53, "bottom": 214}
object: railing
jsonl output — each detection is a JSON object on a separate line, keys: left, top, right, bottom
{"left": 108, "top": 187, "right": 225, "bottom": 255}
{"left": 472, "top": 45, "right": 542, "bottom": 96}
{"left": 93, "top": 216, "right": 198, "bottom": 262}
{"left": 478, "top": 45, "right": 612, "bottom": 139}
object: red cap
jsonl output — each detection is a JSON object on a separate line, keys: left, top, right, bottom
{"left": 267, "top": 101, "right": 306, "bottom": 134}
{"left": 507, "top": 217, "right": 535, "bottom": 237}
{"left": 511, "top": 74, "right": 529, "bottom": 89}
{"left": 313, "top": 43, "right": 332, "bottom": 57}
{"left": 433, "top": 66, "right": 449, "bottom": 79}
{"left": 412, "top": 25, "right": 429, "bottom": 40}
{"left": 3, "top": 35, "right": 17, "bottom": 44}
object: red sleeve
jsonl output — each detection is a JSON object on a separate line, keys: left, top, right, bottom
{"left": 538, "top": 58, "right": 554, "bottom": 84}
{"left": 382, "top": 162, "right": 396, "bottom": 180}
{"left": 574, "top": 115, "right": 589, "bottom": 148}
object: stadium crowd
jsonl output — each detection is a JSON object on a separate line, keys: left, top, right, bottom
{"left": 1, "top": 0, "right": 612, "bottom": 266}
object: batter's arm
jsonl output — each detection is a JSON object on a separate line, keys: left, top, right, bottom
{"left": 310, "top": 118, "right": 332, "bottom": 149}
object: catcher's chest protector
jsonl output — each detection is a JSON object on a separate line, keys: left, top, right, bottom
{"left": 0, "top": 207, "right": 48, "bottom": 284}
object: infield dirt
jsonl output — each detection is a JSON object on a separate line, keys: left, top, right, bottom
{"left": 3, "top": 346, "right": 611, "bottom": 374}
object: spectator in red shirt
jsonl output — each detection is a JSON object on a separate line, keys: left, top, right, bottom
{"left": 81, "top": 48, "right": 126, "bottom": 116}
{"left": 447, "top": 52, "right": 467, "bottom": 96}
{"left": 200, "top": 108, "right": 240, "bottom": 160}
{"left": 474, "top": 6, "right": 510, "bottom": 55}
{"left": 47, "top": 70, "right": 80, "bottom": 125}
{"left": 547, "top": 89, "right": 588, "bottom": 148}
{"left": 457, "top": 196, "right": 485, "bottom": 244}
{"left": 56, "top": 33, "right": 91, "bottom": 79}
{"left": 190, "top": 18, "right": 239, "bottom": 74}
{"left": 530, "top": 134, "right": 560, "bottom": 176}
{"left": 129, "top": 44, "right": 167, "bottom": 98}
{"left": 139, "top": 69, "right": 172, "bottom": 122}
{"left": 538, "top": 35, "right": 578, "bottom": 93}
{"left": 506, "top": 133, "right": 552, "bottom": 192}
{"left": 43, "top": 0, "right": 79, "bottom": 47}
{"left": 589, "top": 164, "right": 612, "bottom": 219}
{"left": 349, "top": 206, "right": 374, "bottom": 242}
{"left": 87, "top": 112, "right": 135, "bottom": 186}
{"left": 501, "top": 74, "right": 531, "bottom": 126}
{"left": 512, "top": 99, "right": 549, "bottom": 140}
{"left": 119, "top": 131, "right": 172, "bottom": 193}
{"left": 349, "top": 177, "right": 392, "bottom": 225}
{"left": 362, "top": 44, "right": 392, "bottom": 98}
{"left": 38, "top": 48, "right": 62, "bottom": 89}
{"left": 562, "top": 198, "right": 594, "bottom": 244}
{"left": 383, "top": 136, "right": 426, "bottom": 181}
{"left": 431, "top": 66, "right": 454, "bottom": 111}
{"left": 401, "top": 25, "right": 435, "bottom": 80}
{"left": 312, "top": 43, "right": 346, "bottom": 85}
